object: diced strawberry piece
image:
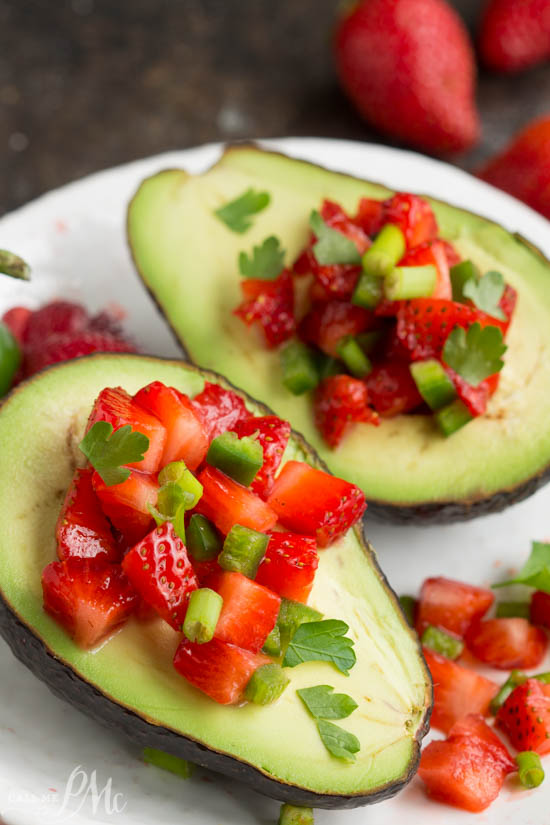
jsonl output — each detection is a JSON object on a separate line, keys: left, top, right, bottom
{"left": 134, "top": 598, "right": 157, "bottom": 621}
{"left": 122, "top": 522, "right": 198, "bottom": 630}
{"left": 25, "top": 301, "right": 88, "bottom": 349}
{"left": 354, "top": 197, "right": 385, "bottom": 237}
{"left": 497, "top": 678, "right": 550, "bottom": 755}
{"left": 293, "top": 247, "right": 315, "bottom": 276}
{"left": 320, "top": 199, "right": 371, "bottom": 254}
{"left": 56, "top": 468, "right": 118, "bottom": 562}
{"left": 449, "top": 369, "right": 499, "bottom": 417}
{"left": 41, "top": 557, "right": 138, "bottom": 648}
{"left": 192, "top": 382, "right": 252, "bottom": 441}
{"left": 423, "top": 647, "right": 498, "bottom": 733}
{"left": 314, "top": 375, "right": 379, "bottom": 448}
{"left": 499, "top": 283, "right": 518, "bottom": 330}
{"left": 25, "top": 331, "right": 136, "bottom": 376}
{"left": 233, "top": 415, "right": 291, "bottom": 499}
{"left": 173, "top": 637, "right": 270, "bottom": 705}
{"left": 384, "top": 193, "right": 438, "bottom": 249}
{"left": 313, "top": 263, "right": 362, "bottom": 300}
{"left": 92, "top": 469, "right": 159, "bottom": 547}
{"left": 365, "top": 361, "right": 423, "bottom": 417}
{"left": 207, "top": 570, "right": 280, "bottom": 652}
{"left": 419, "top": 714, "right": 515, "bottom": 812}
{"left": 268, "top": 460, "right": 366, "bottom": 547}
{"left": 255, "top": 532, "right": 318, "bottom": 603}
{"left": 87, "top": 386, "right": 166, "bottom": 474}
{"left": 531, "top": 590, "right": 550, "bottom": 629}
{"left": 234, "top": 270, "right": 295, "bottom": 348}
{"left": 416, "top": 576, "right": 494, "bottom": 637}
{"left": 2, "top": 306, "right": 31, "bottom": 346}
{"left": 399, "top": 240, "right": 452, "bottom": 300}
{"left": 196, "top": 466, "right": 277, "bottom": 535}
{"left": 191, "top": 558, "right": 222, "bottom": 584}
{"left": 466, "top": 618, "right": 548, "bottom": 669}
{"left": 133, "top": 381, "right": 208, "bottom": 470}
{"left": 299, "top": 300, "right": 375, "bottom": 357}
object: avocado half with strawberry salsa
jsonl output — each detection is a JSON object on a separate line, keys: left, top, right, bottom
{"left": 0, "top": 353, "right": 430, "bottom": 809}
{"left": 128, "top": 146, "right": 550, "bottom": 523}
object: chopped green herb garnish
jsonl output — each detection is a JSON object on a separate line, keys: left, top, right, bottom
{"left": 443, "top": 322, "right": 507, "bottom": 386}
{"left": 0, "top": 248, "right": 31, "bottom": 280}
{"left": 463, "top": 270, "right": 506, "bottom": 320}
{"left": 283, "top": 619, "right": 356, "bottom": 675}
{"left": 316, "top": 719, "right": 360, "bottom": 762}
{"left": 79, "top": 421, "right": 149, "bottom": 486}
{"left": 297, "top": 684, "right": 358, "bottom": 720}
{"left": 238, "top": 235, "right": 285, "bottom": 280}
{"left": 310, "top": 210, "right": 361, "bottom": 266}
{"left": 493, "top": 541, "right": 550, "bottom": 593}
{"left": 450, "top": 259, "right": 480, "bottom": 303}
{"left": 214, "top": 188, "right": 270, "bottom": 233}
{"left": 278, "top": 803, "right": 314, "bottom": 825}
{"left": 142, "top": 747, "right": 194, "bottom": 778}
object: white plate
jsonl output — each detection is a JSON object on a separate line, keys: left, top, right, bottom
{"left": 0, "top": 138, "right": 549, "bottom": 825}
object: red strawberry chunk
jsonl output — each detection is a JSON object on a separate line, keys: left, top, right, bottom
{"left": 173, "top": 637, "right": 270, "bottom": 705}
{"left": 196, "top": 466, "right": 277, "bottom": 535}
{"left": 320, "top": 199, "right": 371, "bottom": 253}
{"left": 416, "top": 576, "right": 494, "bottom": 637}
{"left": 419, "top": 714, "right": 514, "bottom": 813}
{"left": 466, "top": 617, "right": 548, "bottom": 669}
{"left": 93, "top": 469, "right": 159, "bottom": 547}
{"left": 423, "top": 647, "right": 498, "bottom": 733}
{"left": 314, "top": 263, "right": 362, "bottom": 301}
{"left": 384, "top": 194, "right": 438, "bottom": 249}
{"left": 448, "top": 369, "right": 500, "bottom": 417}
{"left": 531, "top": 590, "right": 550, "bottom": 629}
{"left": 233, "top": 415, "right": 291, "bottom": 499}
{"left": 25, "top": 301, "right": 88, "bottom": 350}
{"left": 207, "top": 570, "right": 280, "bottom": 652}
{"left": 299, "top": 300, "right": 375, "bottom": 357}
{"left": 234, "top": 270, "right": 295, "bottom": 348}
{"left": 2, "top": 306, "right": 31, "bottom": 346}
{"left": 366, "top": 361, "right": 423, "bottom": 417}
{"left": 255, "top": 532, "right": 318, "bottom": 603}
{"left": 134, "top": 381, "right": 208, "bottom": 470}
{"left": 42, "top": 557, "right": 137, "bottom": 648}
{"left": 87, "top": 386, "right": 166, "bottom": 474}
{"left": 497, "top": 678, "right": 550, "bottom": 755}
{"left": 499, "top": 283, "right": 517, "bottom": 327}
{"left": 354, "top": 197, "right": 385, "bottom": 237}
{"left": 191, "top": 558, "right": 222, "bottom": 584}
{"left": 192, "top": 382, "right": 252, "bottom": 441}
{"left": 56, "top": 468, "right": 118, "bottom": 562}
{"left": 122, "top": 522, "right": 198, "bottom": 630}
{"left": 268, "top": 460, "right": 366, "bottom": 547}
{"left": 25, "top": 331, "right": 135, "bottom": 376}
{"left": 314, "top": 375, "right": 379, "bottom": 449}
{"left": 399, "top": 240, "right": 452, "bottom": 300}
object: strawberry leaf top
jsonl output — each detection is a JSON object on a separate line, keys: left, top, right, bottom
{"left": 443, "top": 322, "right": 507, "bottom": 386}
{"left": 494, "top": 541, "right": 550, "bottom": 593}
{"left": 215, "top": 188, "right": 270, "bottom": 234}
{"left": 80, "top": 421, "right": 149, "bottom": 486}
{"left": 463, "top": 270, "right": 506, "bottom": 320}
{"left": 238, "top": 236, "right": 285, "bottom": 280}
{"left": 283, "top": 619, "right": 356, "bottom": 675}
{"left": 310, "top": 210, "right": 361, "bottom": 266}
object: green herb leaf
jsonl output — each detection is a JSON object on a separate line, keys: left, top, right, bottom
{"left": 79, "top": 421, "right": 149, "bottom": 486}
{"left": 0, "top": 249, "right": 31, "bottom": 280}
{"left": 493, "top": 542, "right": 550, "bottom": 593}
{"left": 442, "top": 322, "right": 507, "bottom": 386}
{"left": 310, "top": 211, "right": 361, "bottom": 266}
{"left": 215, "top": 188, "right": 270, "bottom": 233}
{"left": 463, "top": 270, "right": 506, "bottom": 320}
{"left": 283, "top": 619, "right": 356, "bottom": 675}
{"left": 316, "top": 719, "right": 360, "bottom": 762}
{"left": 297, "top": 685, "right": 358, "bottom": 720}
{"left": 238, "top": 235, "right": 285, "bottom": 280}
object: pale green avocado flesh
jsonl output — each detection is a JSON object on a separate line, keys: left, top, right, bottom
{"left": 128, "top": 147, "right": 550, "bottom": 512}
{"left": 0, "top": 354, "right": 430, "bottom": 803}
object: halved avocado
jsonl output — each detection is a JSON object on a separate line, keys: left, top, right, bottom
{"left": 0, "top": 353, "right": 430, "bottom": 809}
{"left": 128, "top": 146, "right": 550, "bottom": 523}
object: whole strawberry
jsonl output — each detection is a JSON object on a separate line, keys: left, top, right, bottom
{"left": 478, "top": 115, "right": 550, "bottom": 219}
{"left": 479, "top": 0, "right": 550, "bottom": 72}
{"left": 334, "top": 0, "right": 480, "bottom": 155}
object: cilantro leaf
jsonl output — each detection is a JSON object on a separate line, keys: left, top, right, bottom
{"left": 238, "top": 235, "right": 285, "bottom": 280}
{"left": 443, "top": 322, "right": 507, "bottom": 386}
{"left": 317, "top": 720, "right": 360, "bottom": 762}
{"left": 297, "top": 685, "right": 358, "bottom": 720}
{"left": 463, "top": 270, "right": 506, "bottom": 320}
{"left": 310, "top": 211, "right": 361, "bottom": 266}
{"left": 214, "top": 189, "right": 270, "bottom": 234}
{"left": 283, "top": 619, "right": 356, "bottom": 675}
{"left": 493, "top": 542, "right": 550, "bottom": 593}
{"left": 0, "top": 248, "right": 31, "bottom": 280}
{"left": 79, "top": 421, "right": 149, "bottom": 486}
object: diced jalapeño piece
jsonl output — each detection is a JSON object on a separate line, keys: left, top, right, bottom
{"left": 207, "top": 431, "right": 263, "bottom": 487}
{"left": 410, "top": 359, "right": 457, "bottom": 411}
{"left": 245, "top": 663, "right": 290, "bottom": 705}
{"left": 435, "top": 399, "right": 473, "bottom": 437}
{"left": 280, "top": 340, "right": 319, "bottom": 395}
{"left": 336, "top": 336, "right": 372, "bottom": 378}
{"left": 187, "top": 514, "right": 221, "bottom": 562}
{"left": 219, "top": 524, "right": 270, "bottom": 578}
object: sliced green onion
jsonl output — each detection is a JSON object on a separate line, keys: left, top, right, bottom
{"left": 356, "top": 330, "right": 383, "bottom": 354}
{"left": 0, "top": 323, "right": 21, "bottom": 396}
{"left": 278, "top": 598, "right": 323, "bottom": 650}
{"left": 352, "top": 269, "right": 384, "bottom": 309}
{"left": 516, "top": 751, "right": 545, "bottom": 789}
{"left": 450, "top": 259, "right": 480, "bottom": 303}
{"left": 399, "top": 595, "right": 417, "bottom": 627}
{"left": 173, "top": 504, "right": 186, "bottom": 544}
{"left": 219, "top": 524, "right": 269, "bottom": 578}
{"left": 384, "top": 264, "right": 437, "bottom": 301}
{"left": 245, "top": 663, "right": 290, "bottom": 705}
{"left": 278, "top": 803, "right": 314, "bottom": 825}
{"left": 187, "top": 514, "right": 221, "bottom": 561}
{"left": 434, "top": 399, "right": 473, "bottom": 437}
{"left": 206, "top": 431, "right": 263, "bottom": 487}
{"left": 534, "top": 671, "right": 550, "bottom": 684}
{"left": 496, "top": 600, "right": 531, "bottom": 619}
{"left": 361, "top": 224, "right": 406, "bottom": 279}
{"left": 421, "top": 625, "right": 464, "bottom": 660}
{"left": 317, "top": 354, "right": 341, "bottom": 381}
{"left": 490, "top": 670, "right": 527, "bottom": 714}
{"left": 280, "top": 340, "right": 319, "bottom": 395}
{"left": 336, "top": 336, "right": 372, "bottom": 378}
{"left": 158, "top": 461, "right": 203, "bottom": 508}
{"left": 410, "top": 359, "right": 457, "bottom": 411}
{"left": 262, "top": 624, "right": 282, "bottom": 657}
{"left": 142, "top": 748, "right": 194, "bottom": 778}
{"left": 182, "top": 588, "right": 223, "bottom": 643}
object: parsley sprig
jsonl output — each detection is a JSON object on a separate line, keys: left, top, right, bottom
{"left": 463, "top": 270, "right": 506, "bottom": 320}
{"left": 79, "top": 421, "right": 149, "bottom": 486}
{"left": 494, "top": 541, "right": 550, "bottom": 593}
{"left": 215, "top": 188, "right": 270, "bottom": 234}
{"left": 238, "top": 236, "right": 285, "bottom": 280}
{"left": 283, "top": 619, "right": 356, "bottom": 675}
{"left": 310, "top": 211, "right": 361, "bottom": 266}
{"left": 443, "top": 322, "right": 507, "bottom": 386}
{"left": 297, "top": 685, "right": 360, "bottom": 762}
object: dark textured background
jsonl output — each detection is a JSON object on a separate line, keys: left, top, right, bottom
{"left": 1, "top": 0, "right": 549, "bottom": 214}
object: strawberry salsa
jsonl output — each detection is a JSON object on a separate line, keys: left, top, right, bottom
{"left": 42, "top": 380, "right": 366, "bottom": 718}
{"left": 232, "top": 193, "right": 517, "bottom": 447}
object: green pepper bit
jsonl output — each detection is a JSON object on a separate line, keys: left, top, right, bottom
{"left": 219, "top": 524, "right": 270, "bottom": 579}
{"left": 278, "top": 803, "right": 314, "bottom": 825}
{"left": 336, "top": 335, "right": 372, "bottom": 378}
{"left": 280, "top": 340, "right": 320, "bottom": 395}
{"left": 496, "top": 600, "right": 531, "bottom": 619}
{"left": 183, "top": 588, "right": 223, "bottom": 644}
{"left": 0, "top": 248, "right": 31, "bottom": 280}
{"left": 421, "top": 625, "right": 464, "bottom": 660}
{"left": 399, "top": 595, "right": 417, "bottom": 627}
{"left": 142, "top": 748, "right": 195, "bottom": 779}
{"left": 207, "top": 430, "right": 263, "bottom": 487}
{"left": 516, "top": 751, "right": 545, "bottom": 789}
{"left": 245, "top": 663, "right": 289, "bottom": 705}
{"left": 384, "top": 264, "right": 437, "bottom": 301}
{"left": 187, "top": 514, "right": 221, "bottom": 561}
{"left": 434, "top": 398, "right": 473, "bottom": 437}
{"left": 263, "top": 623, "right": 282, "bottom": 657}
{"left": 410, "top": 359, "right": 457, "bottom": 411}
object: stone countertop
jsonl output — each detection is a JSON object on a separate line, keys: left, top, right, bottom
{"left": 1, "top": 0, "right": 549, "bottom": 214}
